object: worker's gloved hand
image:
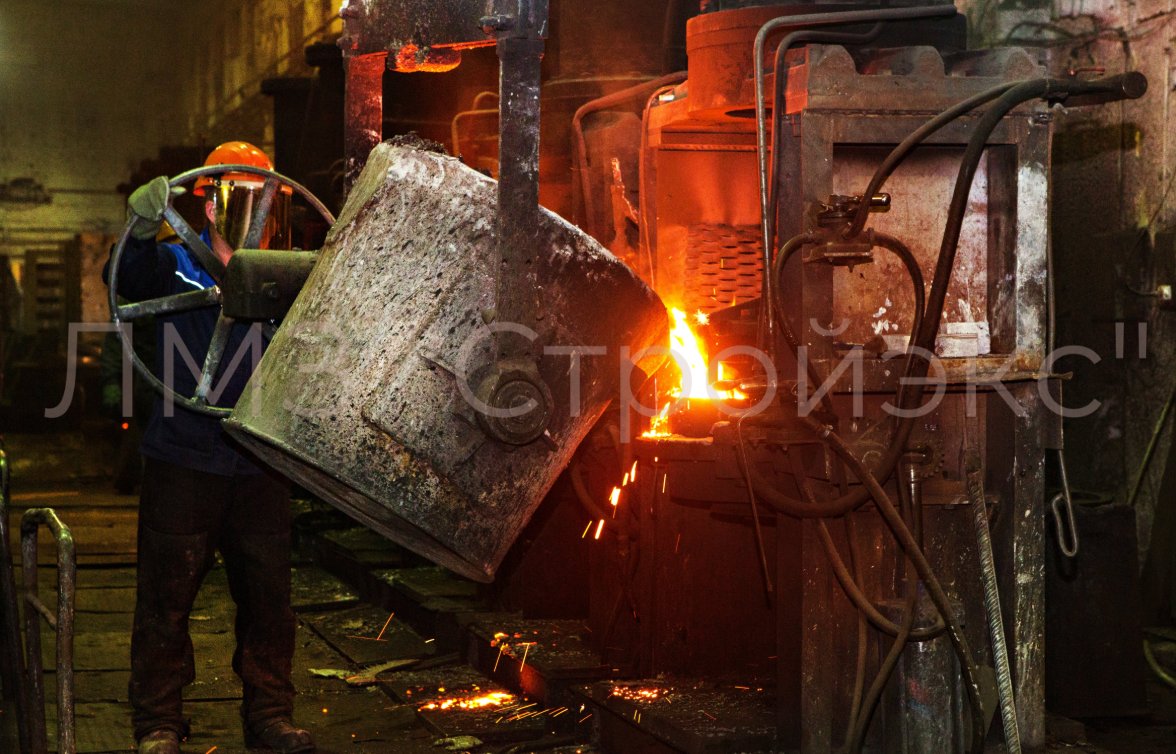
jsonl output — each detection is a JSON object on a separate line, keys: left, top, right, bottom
{"left": 127, "top": 176, "right": 183, "bottom": 241}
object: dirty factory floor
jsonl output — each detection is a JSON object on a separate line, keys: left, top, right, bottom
{"left": 0, "top": 430, "right": 1174, "bottom": 753}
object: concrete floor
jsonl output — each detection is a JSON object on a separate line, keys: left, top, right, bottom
{"left": 0, "top": 431, "right": 592, "bottom": 753}
{"left": 1, "top": 428, "right": 1175, "bottom": 753}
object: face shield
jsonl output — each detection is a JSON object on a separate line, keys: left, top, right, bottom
{"left": 205, "top": 179, "right": 292, "bottom": 250}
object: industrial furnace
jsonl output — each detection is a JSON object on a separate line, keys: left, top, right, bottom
{"left": 96, "top": 1, "right": 1148, "bottom": 752}
{"left": 511, "top": 4, "right": 1133, "bottom": 751}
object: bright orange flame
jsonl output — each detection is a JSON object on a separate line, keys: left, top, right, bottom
{"left": 670, "top": 308, "right": 711, "bottom": 399}
{"left": 643, "top": 308, "right": 746, "bottom": 438}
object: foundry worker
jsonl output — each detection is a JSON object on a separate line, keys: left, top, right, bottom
{"left": 105, "top": 142, "right": 313, "bottom": 754}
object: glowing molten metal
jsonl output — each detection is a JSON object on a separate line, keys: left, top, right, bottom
{"left": 644, "top": 308, "right": 745, "bottom": 437}
{"left": 419, "top": 691, "right": 515, "bottom": 711}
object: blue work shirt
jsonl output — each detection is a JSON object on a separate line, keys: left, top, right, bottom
{"left": 105, "top": 228, "right": 267, "bottom": 476}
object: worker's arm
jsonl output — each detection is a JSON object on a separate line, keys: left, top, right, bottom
{"left": 102, "top": 236, "right": 178, "bottom": 302}
{"left": 102, "top": 176, "right": 181, "bottom": 301}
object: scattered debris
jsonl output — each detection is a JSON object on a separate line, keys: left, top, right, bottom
{"left": 308, "top": 657, "right": 420, "bottom": 685}
{"left": 433, "top": 735, "right": 483, "bottom": 751}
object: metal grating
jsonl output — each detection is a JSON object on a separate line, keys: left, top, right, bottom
{"left": 684, "top": 223, "right": 763, "bottom": 315}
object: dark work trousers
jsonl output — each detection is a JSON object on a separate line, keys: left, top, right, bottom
{"left": 130, "top": 458, "right": 295, "bottom": 740}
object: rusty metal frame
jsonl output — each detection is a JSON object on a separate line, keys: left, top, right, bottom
{"left": 339, "top": 0, "right": 551, "bottom": 344}
{"left": 770, "top": 47, "right": 1052, "bottom": 752}
{"left": 777, "top": 111, "right": 1050, "bottom": 378}
{"left": 339, "top": 0, "right": 492, "bottom": 58}
{"left": 20, "top": 508, "right": 75, "bottom": 754}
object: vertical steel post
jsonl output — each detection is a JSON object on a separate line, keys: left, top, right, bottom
{"left": 343, "top": 53, "right": 388, "bottom": 193}
{"left": 490, "top": 0, "right": 549, "bottom": 351}
{"left": 21, "top": 509, "right": 76, "bottom": 754}
{"left": 494, "top": 35, "right": 544, "bottom": 344}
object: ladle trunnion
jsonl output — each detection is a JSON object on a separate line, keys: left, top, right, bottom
{"left": 224, "top": 143, "right": 669, "bottom": 583}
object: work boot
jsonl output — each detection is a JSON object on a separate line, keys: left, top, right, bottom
{"left": 244, "top": 719, "right": 315, "bottom": 753}
{"left": 137, "top": 729, "right": 181, "bottom": 754}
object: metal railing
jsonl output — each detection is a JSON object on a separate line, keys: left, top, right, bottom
{"left": 21, "top": 507, "right": 76, "bottom": 754}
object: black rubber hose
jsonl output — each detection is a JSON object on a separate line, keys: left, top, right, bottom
{"left": 763, "top": 23, "right": 884, "bottom": 349}
{"left": 758, "top": 231, "right": 924, "bottom": 517}
{"left": 756, "top": 81, "right": 1020, "bottom": 513}
{"left": 871, "top": 231, "right": 926, "bottom": 346}
{"left": 918, "top": 74, "right": 1145, "bottom": 352}
{"left": 847, "top": 461, "right": 924, "bottom": 753}
{"left": 752, "top": 5, "right": 957, "bottom": 349}
{"left": 871, "top": 231, "right": 927, "bottom": 410}
{"left": 808, "top": 415, "right": 987, "bottom": 754}
{"left": 771, "top": 231, "right": 925, "bottom": 354}
{"left": 814, "top": 520, "right": 944, "bottom": 640}
{"left": 844, "top": 513, "right": 870, "bottom": 743}
{"left": 754, "top": 74, "right": 1147, "bottom": 519}
{"left": 770, "top": 232, "right": 820, "bottom": 354}
{"left": 569, "top": 458, "right": 634, "bottom": 536}
{"left": 787, "top": 448, "right": 944, "bottom": 640}
{"left": 843, "top": 80, "right": 1019, "bottom": 239}
{"left": 768, "top": 232, "right": 835, "bottom": 417}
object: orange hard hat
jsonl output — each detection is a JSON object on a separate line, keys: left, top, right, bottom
{"left": 193, "top": 141, "right": 276, "bottom": 196}
{"left": 194, "top": 141, "right": 293, "bottom": 249}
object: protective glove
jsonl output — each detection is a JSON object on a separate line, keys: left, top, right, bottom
{"left": 127, "top": 176, "right": 184, "bottom": 240}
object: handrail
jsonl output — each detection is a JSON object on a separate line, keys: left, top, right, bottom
{"left": 21, "top": 508, "right": 76, "bottom": 754}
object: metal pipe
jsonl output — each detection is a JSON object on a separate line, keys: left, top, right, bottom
{"left": 1128, "top": 381, "right": 1176, "bottom": 508}
{"left": 843, "top": 513, "right": 869, "bottom": 745}
{"left": 21, "top": 508, "right": 76, "bottom": 754}
{"left": 572, "top": 72, "right": 687, "bottom": 233}
{"left": 753, "top": 5, "right": 957, "bottom": 345}
{"left": 194, "top": 314, "right": 235, "bottom": 404}
{"left": 162, "top": 205, "right": 224, "bottom": 282}
{"left": 812, "top": 418, "right": 987, "bottom": 754}
{"left": 846, "top": 456, "right": 923, "bottom": 753}
{"left": 117, "top": 286, "right": 223, "bottom": 321}
{"left": 242, "top": 178, "right": 280, "bottom": 250}
{"left": 450, "top": 108, "right": 498, "bottom": 160}
{"left": 967, "top": 458, "right": 1022, "bottom": 754}
{"left": 1144, "top": 639, "right": 1176, "bottom": 691}
{"left": 1050, "top": 446, "right": 1080, "bottom": 558}
{"left": 736, "top": 416, "right": 775, "bottom": 599}
{"left": 844, "top": 81, "right": 1017, "bottom": 239}
{"left": 638, "top": 82, "right": 684, "bottom": 288}
{"left": 763, "top": 22, "right": 884, "bottom": 349}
